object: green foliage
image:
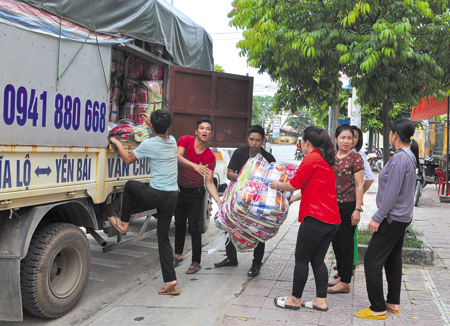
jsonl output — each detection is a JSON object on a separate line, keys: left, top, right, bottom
{"left": 252, "top": 95, "right": 275, "bottom": 126}
{"left": 357, "top": 225, "right": 423, "bottom": 248}
{"left": 229, "top": 0, "right": 450, "bottom": 132}
{"left": 214, "top": 64, "right": 225, "bottom": 72}
{"left": 285, "top": 111, "right": 313, "bottom": 134}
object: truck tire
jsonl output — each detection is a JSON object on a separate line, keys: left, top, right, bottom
{"left": 199, "top": 191, "right": 213, "bottom": 233}
{"left": 20, "top": 223, "right": 91, "bottom": 319}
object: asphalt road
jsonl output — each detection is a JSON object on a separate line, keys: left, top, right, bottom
{"left": 0, "top": 144, "right": 300, "bottom": 326}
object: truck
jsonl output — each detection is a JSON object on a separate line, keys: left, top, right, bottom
{"left": 0, "top": 0, "right": 253, "bottom": 321}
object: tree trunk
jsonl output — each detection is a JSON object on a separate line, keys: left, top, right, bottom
{"left": 382, "top": 103, "right": 391, "bottom": 164}
{"left": 368, "top": 128, "right": 373, "bottom": 153}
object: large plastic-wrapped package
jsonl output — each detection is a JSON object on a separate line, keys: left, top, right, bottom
{"left": 118, "top": 102, "right": 135, "bottom": 121}
{"left": 214, "top": 154, "right": 297, "bottom": 251}
{"left": 142, "top": 80, "right": 163, "bottom": 94}
{"left": 134, "top": 103, "right": 148, "bottom": 124}
{"left": 142, "top": 61, "right": 164, "bottom": 80}
{"left": 125, "top": 55, "right": 143, "bottom": 80}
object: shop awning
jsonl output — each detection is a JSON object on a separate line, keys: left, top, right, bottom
{"left": 410, "top": 97, "right": 449, "bottom": 121}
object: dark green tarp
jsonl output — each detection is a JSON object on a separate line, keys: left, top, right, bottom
{"left": 23, "top": 0, "right": 214, "bottom": 70}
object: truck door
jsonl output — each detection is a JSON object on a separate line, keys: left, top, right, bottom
{"left": 168, "top": 66, "right": 253, "bottom": 148}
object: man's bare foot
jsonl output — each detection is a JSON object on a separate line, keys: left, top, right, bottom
{"left": 163, "top": 280, "right": 177, "bottom": 292}
{"left": 108, "top": 216, "right": 129, "bottom": 234}
{"left": 158, "top": 280, "right": 180, "bottom": 295}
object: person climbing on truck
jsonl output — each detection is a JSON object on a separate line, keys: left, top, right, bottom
{"left": 108, "top": 110, "right": 181, "bottom": 295}
{"left": 173, "top": 118, "right": 223, "bottom": 274}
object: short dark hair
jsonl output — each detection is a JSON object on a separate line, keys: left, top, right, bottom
{"left": 247, "top": 125, "right": 264, "bottom": 138}
{"left": 196, "top": 118, "right": 213, "bottom": 131}
{"left": 151, "top": 110, "right": 173, "bottom": 134}
{"left": 351, "top": 125, "right": 363, "bottom": 152}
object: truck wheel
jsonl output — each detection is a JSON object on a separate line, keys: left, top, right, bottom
{"left": 21, "top": 223, "right": 91, "bottom": 319}
{"left": 199, "top": 191, "right": 213, "bottom": 233}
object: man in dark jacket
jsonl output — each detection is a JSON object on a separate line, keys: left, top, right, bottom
{"left": 214, "top": 125, "right": 276, "bottom": 278}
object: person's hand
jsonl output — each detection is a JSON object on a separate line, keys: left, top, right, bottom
{"left": 140, "top": 113, "right": 150, "bottom": 125}
{"left": 368, "top": 220, "right": 380, "bottom": 233}
{"left": 109, "top": 137, "right": 119, "bottom": 146}
{"left": 289, "top": 192, "right": 302, "bottom": 203}
{"left": 194, "top": 164, "right": 211, "bottom": 176}
{"left": 269, "top": 181, "right": 279, "bottom": 189}
{"left": 216, "top": 198, "right": 223, "bottom": 206}
{"left": 351, "top": 210, "right": 361, "bottom": 226}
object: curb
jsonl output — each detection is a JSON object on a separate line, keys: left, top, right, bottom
{"left": 358, "top": 244, "right": 435, "bottom": 265}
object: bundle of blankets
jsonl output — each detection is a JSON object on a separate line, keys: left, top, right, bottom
{"left": 214, "top": 154, "right": 297, "bottom": 251}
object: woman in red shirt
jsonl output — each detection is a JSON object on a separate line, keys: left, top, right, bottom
{"left": 270, "top": 126, "right": 340, "bottom": 311}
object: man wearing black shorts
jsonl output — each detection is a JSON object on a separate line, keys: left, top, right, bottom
{"left": 214, "top": 125, "right": 276, "bottom": 277}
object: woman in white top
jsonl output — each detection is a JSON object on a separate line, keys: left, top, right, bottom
{"left": 351, "top": 126, "right": 375, "bottom": 193}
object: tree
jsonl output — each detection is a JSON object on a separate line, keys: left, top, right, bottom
{"left": 252, "top": 95, "right": 275, "bottom": 130}
{"left": 285, "top": 111, "right": 313, "bottom": 134}
{"left": 229, "top": 0, "right": 450, "bottom": 162}
{"left": 214, "top": 64, "right": 225, "bottom": 72}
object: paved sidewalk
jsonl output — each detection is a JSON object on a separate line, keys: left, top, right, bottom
{"left": 81, "top": 179, "right": 450, "bottom": 326}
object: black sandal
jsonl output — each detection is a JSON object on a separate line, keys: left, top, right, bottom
{"left": 186, "top": 262, "right": 201, "bottom": 274}
{"left": 173, "top": 256, "right": 183, "bottom": 267}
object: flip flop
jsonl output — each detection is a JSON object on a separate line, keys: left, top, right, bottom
{"left": 354, "top": 307, "right": 386, "bottom": 320}
{"left": 108, "top": 216, "right": 127, "bottom": 235}
{"left": 387, "top": 308, "right": 401, "bottom": 314}
{"left": 273, "top": 296, "right": 300, "bottom": 310}
{"left": 301, "top": 300, "right": 328, "bottom": 312}
{"left": 158, "top": 288, "right": 181, "bottom": 295}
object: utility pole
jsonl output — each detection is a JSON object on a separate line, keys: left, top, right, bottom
{"left": 347, "top": 87, "right": 361, "bottom": 129}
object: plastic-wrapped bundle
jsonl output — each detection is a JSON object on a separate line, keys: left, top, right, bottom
{"left": 134, "top": 103, "right": 148, "bottom": 124}
{"left": 214, "top": 154, "right": 297, "bottom": 251}
{"left": 108, "top": 119, "right": 136, "bottom": 142}
{"left": 119, "top": 102, "right": 135, "bottom": 120}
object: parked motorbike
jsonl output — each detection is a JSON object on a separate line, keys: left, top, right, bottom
{"left": 294, "top": 149, "right": 304, "bottom": 160}
{"left": 421, "top": 156, "right": 440, "bottom": 188}
{"left": 367, "top": 148, "right": 383, "bottom": 172}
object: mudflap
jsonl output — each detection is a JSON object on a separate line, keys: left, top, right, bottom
{"left": 0, "top": 258, "right": 22, "bottom": 321}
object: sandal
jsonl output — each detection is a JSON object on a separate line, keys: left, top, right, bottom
{"left": 186, "top": 262, "right": 201, "bottom": 274}
{"left": 108, "top": 216, "right": 127, "bottom": 235}
{"left": 173, "top": 256, "right": 184, "bottom": 267}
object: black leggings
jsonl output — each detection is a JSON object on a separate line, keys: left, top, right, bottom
{"left": 332, "top": 201, "right": 357, "bottom": 283}
{"left": 364, "top": 218, "right": 410, "bottom": 312}
{"left": 292, "top": 216, "right": 339, "bottom": 299}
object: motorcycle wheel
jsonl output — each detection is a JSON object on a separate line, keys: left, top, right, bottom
{"left": 421, "top": 169, "right": 428, "bottom": 188}
{"left": 414, "top": 179, "right": 421, "bottom": 207}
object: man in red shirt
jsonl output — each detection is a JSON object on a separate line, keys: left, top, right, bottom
{"left": 173, "top": 118, "right": 222, "bottom": 274}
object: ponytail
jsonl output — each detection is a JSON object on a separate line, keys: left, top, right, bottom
{"left": 303, "top": 126, "right": 336, "bottom": 167}
{"left": 410, "top": 139, "right": 421, "bottom": 173}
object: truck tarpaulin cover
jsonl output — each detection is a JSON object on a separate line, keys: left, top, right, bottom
{"left": 1, "top": 0, "right": 213, "bottom": 70}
